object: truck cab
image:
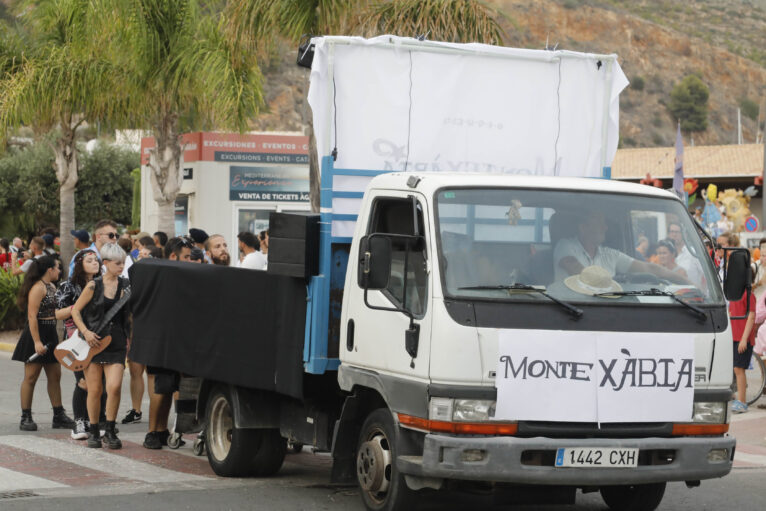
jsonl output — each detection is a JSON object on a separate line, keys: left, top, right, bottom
{"left": 337, "top": 172, "right": 738, "bottom": 510}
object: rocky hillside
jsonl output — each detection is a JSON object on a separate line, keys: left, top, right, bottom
{"left": 255, "top": 0, "right": 766, "bottom": 149}
{"left": 492, "top": 0, "right": 766, "bottom": 147}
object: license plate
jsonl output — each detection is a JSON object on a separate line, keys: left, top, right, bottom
{"left": 555, "top": 448, "right": 638, "bottom": 468}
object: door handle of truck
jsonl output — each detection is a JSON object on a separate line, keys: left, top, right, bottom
{"left": 346, "top": 319, "right": 355, "bottom": 351}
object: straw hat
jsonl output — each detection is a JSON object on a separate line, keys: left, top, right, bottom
{"left": 564, "top": 265, "right": 622, "bottom": 296}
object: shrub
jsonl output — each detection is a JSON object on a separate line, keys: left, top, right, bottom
{"left": 669, "top": 75, "right": 709, "bottom": 133}
{"left": 0, "top": 271, "right": 24, "bottom": 330}
{"left": 740, "top": 98, "right": 759, "bottom": 122}
{"left": 631, "top": 76, "right": 645, "bottom": 91}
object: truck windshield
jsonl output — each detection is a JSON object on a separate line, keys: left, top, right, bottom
{"left": 436, "top": 188, "right": 724, "bottom": 306}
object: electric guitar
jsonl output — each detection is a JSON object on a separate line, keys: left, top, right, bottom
{"left": 55, "top": 287, "right": 130, "bottom": 372}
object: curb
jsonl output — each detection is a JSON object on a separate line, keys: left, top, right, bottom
{"left": 0, "top": 342, "right": 15, "bottom": 352}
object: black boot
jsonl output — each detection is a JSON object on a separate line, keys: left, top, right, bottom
{"left": 52, "top": 406, "right": 75, "bottom": 429}
{"left": 87, "top": 422, "right": 102, "bottom": 448}
{"left": 19, "top": 409, "right": 37, "bottom": 432}
{"left": 102, "top": 421, "right": 122, "bottom": 450}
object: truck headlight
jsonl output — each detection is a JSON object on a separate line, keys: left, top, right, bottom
{"left": 429, "top": 398, "right": 497, "bottom": 422}
{"left": 692, "top": 402, "right": 727, "bottom": 424}
{"left": 428, "top": 397, "right": 453, "bottom": 422}
{"left": 453, "top": 399, "right": 496, "bottom": 421}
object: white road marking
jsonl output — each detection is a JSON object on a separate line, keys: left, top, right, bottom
{"left": 0, "top": 435, "right": 209, "bottom": 484}
{"left": 0, "top": 466, "right": 67, "bottom": 491}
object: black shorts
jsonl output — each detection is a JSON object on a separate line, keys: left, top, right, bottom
{"left": 733, "top": 342, "right": 754, "bottom": 369}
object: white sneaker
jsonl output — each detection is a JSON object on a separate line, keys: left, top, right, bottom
{"left": 71, "top": 419, "right": 88, "bottom": 440}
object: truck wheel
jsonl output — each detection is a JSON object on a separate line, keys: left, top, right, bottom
{"left": 600, "top": 482, "right": 666, "bottom": 511}
{"left": 356, "top": 408, "right": 417, "bottom": 511}
{"left": 205, "top": 386, "right": 262, "bottom": 477}
{"left": 250, "top": 429, "right": 287, "bottom": 476}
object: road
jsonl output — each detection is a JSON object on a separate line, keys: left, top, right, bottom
{"left": 0, "top": 349, "right": 765, "bottom": 510}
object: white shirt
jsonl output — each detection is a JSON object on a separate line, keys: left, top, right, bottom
{"left": 675, "top": 245, "right": 704, "bottom": 288}
{"left": 553, "top": 237, "right": 633, "bottom": 282}
{"left": 20, "top": 254, "right": 44, "bottom": 273}
{"left": 121, "top": 255, "right": 133, "bottom": 279}
{"left": 239, "top": 251, "right": 267, "bottom": 270}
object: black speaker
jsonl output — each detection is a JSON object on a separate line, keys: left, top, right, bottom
{"left": 268, "top": 212, "right": 320, "bottom": 279}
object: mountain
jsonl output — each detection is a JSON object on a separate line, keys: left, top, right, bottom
{"left": 254, "top": 0, "right": 766, "bottom": 149}
{"left": 489, "top": 0, "right": 766, "bottom": 147}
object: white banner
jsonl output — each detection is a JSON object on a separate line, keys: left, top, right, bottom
{"left": 494, "top": 331, "right": 694, "bottom": 423}
{"left": 308, "top": 36, "right": 628, "bottom": 178}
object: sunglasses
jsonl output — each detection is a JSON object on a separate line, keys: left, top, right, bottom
{"left": 100, "top": 232, "right": 118, "bottom": 239}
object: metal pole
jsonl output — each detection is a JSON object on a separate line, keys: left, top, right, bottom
{"left": 762, "top": 117, "right": 766, "bottom": 229}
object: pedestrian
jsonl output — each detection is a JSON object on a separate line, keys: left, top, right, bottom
{"left": 205, "top": 234, "right": 230, "bottom": 266}
{"left": 12, "top": 237, "right": 44, "bottom": 276}
{"left": 10, "top": 237, "right": 23, "bottom": 253}
{"left": 236, "top": 232, "right": 266, "bottom": 270}
{"left": 55, "top": 250, "right": 106, "bottom": 440}
{"left": 130, "top": 231, "right": 152, "bottom": 260}
{"left": 0, "top": 238, "right": 11, "bottom": 271}
{"left": 141, "top": 245, "right": 163, "bottom": 259}
{"left": 153, "top": 231, "right": 168, "bottom": 250}
{"left": 41, "top": 234, "right": 57, "bottom": 257}
{"left": 70, "top": 243, "right": 131, "bottom": 449}
{"left": 69, "top": 229, "right": 92, "bottom": 267}
{"left": 12, "top": 255, "right": 75, "bottom": 431}
{"left": 143, "top": 237, "right": 192, "bottom": 449}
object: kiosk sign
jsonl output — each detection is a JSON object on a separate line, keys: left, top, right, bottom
{"left": 494, "top": 330, "right": 694, "bottom": 423}
{"left": 229, "top": 166, "right": 309, "bottom": 202}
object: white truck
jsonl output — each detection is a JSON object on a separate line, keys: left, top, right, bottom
{"left": 130, "top": 37, "right": 748, "bottom": 511}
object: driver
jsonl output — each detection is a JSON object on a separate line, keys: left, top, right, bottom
{"left": 553, "top": 210, "right": 689, "bottom": 285}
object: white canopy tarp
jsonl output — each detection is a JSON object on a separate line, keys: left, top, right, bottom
{"left": 308, "top": 36, "right": 628, "bottom": 178}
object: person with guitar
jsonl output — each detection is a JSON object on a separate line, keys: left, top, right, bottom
{"left": 55, "top": 249, "right": 107, "bottom": 440}
{"left": 11, "top": 255, "right": 75, "bottom": 432}
{"left": 71, "top": 243, "right": 131, "bottom": 449}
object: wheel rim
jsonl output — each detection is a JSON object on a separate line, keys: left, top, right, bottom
{"left": 357, "top": 427, "right": 392, "bottom": 504}
{"left": 208, "top": 394, "right": 233, "bottom": 462}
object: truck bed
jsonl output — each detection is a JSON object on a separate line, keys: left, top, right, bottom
{"left": 128, "top": 259, "right": 307, "bottom": 399}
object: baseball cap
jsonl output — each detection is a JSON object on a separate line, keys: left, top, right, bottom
{"left": 189, "top": 228, "right": 209, "bottom": 244}
{"left": 70, "top": 230, "right": 90, "bottom": 243}
{"left": 131, "top": 231, "right": 151, "bottom": 240}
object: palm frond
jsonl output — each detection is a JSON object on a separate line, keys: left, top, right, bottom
{"left": 359, "top": 0, "right": 505, "bottom": 45}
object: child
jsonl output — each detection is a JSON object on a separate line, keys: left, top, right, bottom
{"left": 731, "top": 289, "right": 756, "bottom": 413}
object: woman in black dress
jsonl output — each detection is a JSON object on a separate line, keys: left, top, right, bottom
{"left": 12, "top": 255, "right": 75, "bottom": 431}
{"left": 71, "top": 243, "right": 130, "bottom": 449}
{"left": 55, "top": 249, "right": 104, "bottom": 440}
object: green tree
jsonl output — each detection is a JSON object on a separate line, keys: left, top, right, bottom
{"left": 76, "top": 144, "right": 138, "bottom": 227}
{"left": 669, "top": 74, "right": 709, "bottom": 133}
{"left": 0, "top": 141, "right": 137, "bottom": 238}
{"left": 109, "top": 0, "right": 263, "bottom": 235}
{"left": 0, "top": 0, "right": 122, "bottom": 271}
{"left": 226, "top": 0, "right": 505, "bottom": 212}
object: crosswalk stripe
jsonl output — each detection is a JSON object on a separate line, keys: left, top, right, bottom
{"left": 734, "top": 451, "right": 766, "bottom": 466}
{"left": 0, "top": 435, "right": 210, "bottom": 484}
{"left": 0, "top": 466, "right": 67, "bottom": 491}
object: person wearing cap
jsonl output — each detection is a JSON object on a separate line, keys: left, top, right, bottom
{"left": 189, "top": 228, "right": 210, "bottom": 263}
{"left": 554, "top": 210, "right": 689, "bottom": 285}
{"left": 68, "top": 230, "right": 92, "bottom": 277}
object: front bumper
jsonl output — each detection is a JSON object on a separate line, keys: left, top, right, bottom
{"left": 397, "top": 433, "right": 735, "bottom": 486}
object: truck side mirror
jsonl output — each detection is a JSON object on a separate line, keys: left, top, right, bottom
{"left": 724, "top": 249, "right": 750, "bottom": 301}
{"left": 358, "top": 235, "right": 392, "bottom": 290}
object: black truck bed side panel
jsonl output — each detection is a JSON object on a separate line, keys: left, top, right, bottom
{"left": 128, "top": 258, "right": 306, "bottom": 399}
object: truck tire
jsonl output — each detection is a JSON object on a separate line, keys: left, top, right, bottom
{"left": 600, "top": 482, "right": 666, "bottom": 511}
{"left": 250, "top": 429, "right": 287, "bottom": 476}
{"left": 287, "top": 441, "right": 304, "bottom": 454}
{"left": 205, "top": 386, "right": 262, "bottom": 477}
{"left": 356, "top": 408, "right": 417, "bottom": 511}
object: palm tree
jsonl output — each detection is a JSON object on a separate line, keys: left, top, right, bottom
{"left": 110, "top": 0, "right": 263, "bottom": 236}
{"left": 0, "top": 0, "right": 120, "bottom": 271}
{"left": 224, "top": 0, "right": 505, "bottom": 212}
